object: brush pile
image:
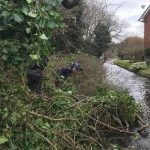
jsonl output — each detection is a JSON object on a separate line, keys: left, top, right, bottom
{"left": 0, "top": 54, "right": 143, "bottom": 149}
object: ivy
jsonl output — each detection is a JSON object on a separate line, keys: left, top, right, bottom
{"left": 0, "top": 0, "right": 64, "bottom": 66}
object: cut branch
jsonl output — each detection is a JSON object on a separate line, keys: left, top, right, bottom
{"left": 88, "top": 115, "right": 135, "bottom": 135}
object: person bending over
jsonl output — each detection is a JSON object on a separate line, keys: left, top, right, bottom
{"left": 55, "top": 62, "right": 81, "bottom": 87}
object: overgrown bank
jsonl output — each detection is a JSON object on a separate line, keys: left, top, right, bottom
{"left": 114, "top": 59, "right": 150, "bottom": 79}
{"left": 0, "top": 54, "right": 143, "bottom": 149}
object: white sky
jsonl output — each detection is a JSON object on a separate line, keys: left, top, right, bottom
{"left": 107, "top": 0, "right": 150, "bottom": 39}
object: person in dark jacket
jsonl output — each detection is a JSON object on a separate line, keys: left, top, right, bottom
{"left": 27, "top": 57, "right": 49, "bottom": 92}
{"left": 55, "top": 62, "right": 81, "bottom": 87}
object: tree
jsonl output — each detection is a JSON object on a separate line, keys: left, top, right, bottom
{"left": 92, "top": 23, "right": 111, "bottom": 57}
{"left": 80, "top": 0, "right": 124, "bottom": 57}
{"left": 53, "top": 0, "right": 85, "bottom": 53}
{"left": 116, "top": 36, "right": 144, "bottom": 61}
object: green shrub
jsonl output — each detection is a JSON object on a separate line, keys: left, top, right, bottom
{"left": 113, "top": 59, "right": 131, "bottom": 69}
{"left": 129, "top": 62, "right": 147, "bottom": 72}
{"left": 0, "top": 0, "right": 64, "bottom": 66}
{"left": 95, "top": 87, "right": 142, "bottom": 125}
{"left": 0, "top": 55, "right": 142, "bottom": 149}
{"left": 45, "top": 53, "right": 104, "bottom": 96}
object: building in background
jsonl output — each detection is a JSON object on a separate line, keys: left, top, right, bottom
{"left": 139, "top": 5, "right": 150, "bottom": 49}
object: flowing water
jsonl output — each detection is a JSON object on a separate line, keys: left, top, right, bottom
{"left": 103, "top": 60, "right": 150, "bottom": 150}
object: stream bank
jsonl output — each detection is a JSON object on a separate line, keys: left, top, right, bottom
{"left": 104, "top": 59, "right": 150, "bottom": 150}
{"left": 113, "top": 59, "right": 150, "bottom": 79}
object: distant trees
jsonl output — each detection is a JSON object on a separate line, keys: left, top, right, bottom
{"left": 81, "top": 0, "right": 122, "bottom": 57}
{"left": 117, "top": 36, "right": 144, "bottom": 61}
{"left": 118, "top": 36, "right": 144, "bottom": 53}
{"left": 53, "top": 0, "right": 123, "bottom": 57}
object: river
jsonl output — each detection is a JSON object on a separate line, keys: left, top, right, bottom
{"left": 103, "top": 60, "right": 150, "bottom": 150}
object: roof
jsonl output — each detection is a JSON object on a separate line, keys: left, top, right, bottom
{"left": 139, "top": 5, "right": 150, "bottom": 22}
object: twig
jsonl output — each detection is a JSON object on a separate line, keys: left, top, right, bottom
{"left": 125, "top": 120, "right": 129, "bottom": 131}
{"left": 137, "top": 124, "right": 149, "bottom": 133}
{"left": 21, "top": 75, "right": 26, "bottom": 86}
{"left": 28, "top": 111, "right": 78, "bottom": 122}
{"left": 58, "top": 133, "right": 78, "bottom": 149}
{"left": 27, "top": 123, "right": 57, "bottom": 149}
{"left": 136, "top": 114, "right": 147, "bottom": 125}
{"left": 112, "top": 115, "right": 124, "bottom": 128}
{"left": 69, "top": 97, "right": 88, "bottom": 108}
{"left": 72, "top": 131, "right": 103, "bottom": 148}
{"left": 88, "top": 115, "right": 135, "bottom": 135}
{"left": 87, "top": 125, "right": 102, "bottom": 142}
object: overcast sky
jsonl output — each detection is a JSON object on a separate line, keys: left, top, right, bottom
{"left": 107, "top": 0, "right": 150, "bottom": 39}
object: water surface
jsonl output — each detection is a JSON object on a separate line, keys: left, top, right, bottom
{"left": 104, "top": 60, "right": 150, "bottom": 150}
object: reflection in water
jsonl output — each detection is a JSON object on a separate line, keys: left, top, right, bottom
{"left": 103, "top": 60, "right": 150, "bottom": 150}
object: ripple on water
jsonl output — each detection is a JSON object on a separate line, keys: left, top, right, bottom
{"left": 103, "top": 60, "right": 150, "bottom": 150}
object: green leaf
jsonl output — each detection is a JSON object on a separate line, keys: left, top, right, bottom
{"left": 28, "top": 11, "right": 37, "bottom": 18}
{"left": 59, "top": 23, "right": 65, "bottom": 28}
{"left": 0, "top": 136, "right": 8, "bottom": 144}
{"left": 47, "top": 22, "right": 55, "bottom": 29}
{"left": 39, "top": 33, "right": 49, "bottom": 40}
{"left": 2, "top": 55, "right": 7, "bottom": 61}
{"left": 57, "top": 0, "right": 63, "bottom": 3}
{"left": 30, "top": 54, "right": 38, "bottom": 60}
{"left": 1, "top": 11, "right": 10, "bottom": 18}
{"left": 26, "top": 0, "right": 33, "bottom": 3}
{"left": 2, "top": 48, "right": 8, "bottom": 54}
{"left": 26, "top": 28, "right": 31, "bottom": 34}
{"left": 13, "top": 13, "right": 24, "bottom": 23}
{"left": 21, "top": 7, "right": 29, "bottom": 15}
{"left": 0, "top": 27, "right": 4, "bottom": 31}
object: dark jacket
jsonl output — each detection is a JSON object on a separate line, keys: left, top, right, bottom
{"left": 58, "top": 68, "right": 73, "bottom": 79}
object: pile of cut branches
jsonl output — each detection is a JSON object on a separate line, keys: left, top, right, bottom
{"left": 0, "top": 55, "right": 143, "bottom": 149}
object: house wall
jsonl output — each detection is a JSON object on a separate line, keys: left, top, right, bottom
{"left": 144, "top": 13, "right": 150, "bottom": 49}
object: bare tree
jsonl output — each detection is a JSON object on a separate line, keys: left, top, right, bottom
{"left": 82, "top": 0, "right": 126, "bottom": 41}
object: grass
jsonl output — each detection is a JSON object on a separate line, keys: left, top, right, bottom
{"left": 114, "top": 59, "right": 150, "bottom": 79}
{"left": 113, "top": 60, "right": 131, "bottom": 70}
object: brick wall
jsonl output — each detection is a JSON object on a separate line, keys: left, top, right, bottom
{"left": 144, "top": 13, "right": 150, "bottom": 49}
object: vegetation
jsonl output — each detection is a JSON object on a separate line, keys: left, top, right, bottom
{"left": 0, "top": 0, "right": 143, "bottom": 149}
{"left": 129, "top": 62, "right": 147, "bottom": 72}
{"left": 114, "top": 59, "right": 150, "bottom": 78}
{"left": 92, "top": 23, "right": 111, "bottom": 57}
{"left": 0, "top": 0, "right": 64, "bottom": 66}
{"left": 116, "top": 36, "right": 144, "bottom": 62}
{"left": 0, "top": 54, "right": 142, "bottom": 149}
{"left": 113, "top": 60, "right": 131, "bottom": 70}
{"left": 54, "top": 1, "right": 85, "bottom": 53}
